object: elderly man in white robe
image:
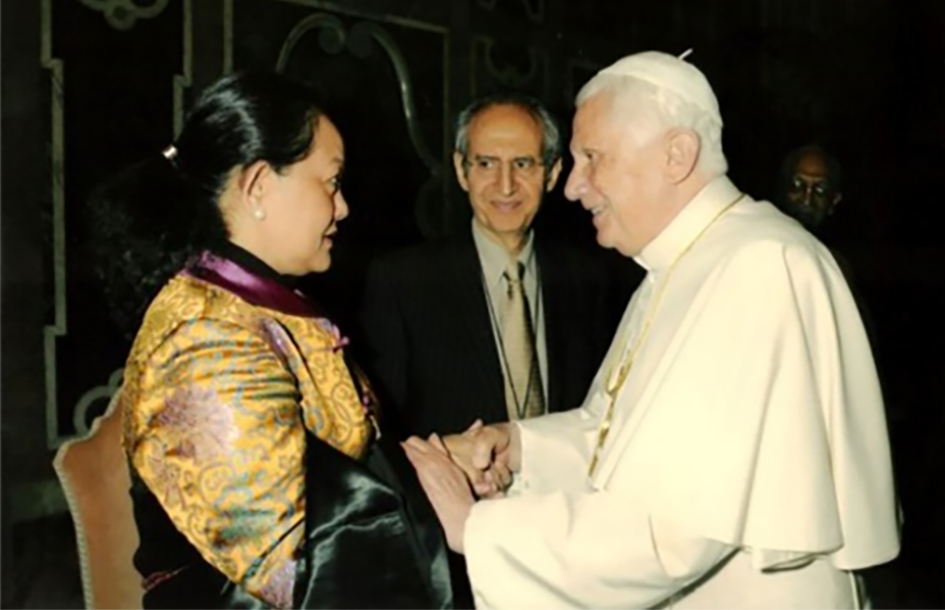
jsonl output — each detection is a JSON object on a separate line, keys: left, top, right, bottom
{"left": 402, "top": 50, "right": 901, "bottom": 609}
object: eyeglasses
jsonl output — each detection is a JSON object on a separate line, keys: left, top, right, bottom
{"left": 465, "top": 156, "right": 544, "bottom": 178}
{"left": 789, "top": 177, "right": 833, "bottom": 199}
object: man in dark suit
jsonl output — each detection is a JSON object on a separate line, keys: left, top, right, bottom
{"left": 361, "top": 92, "right": 628, "bottom": 436}
{"left": 359, "top": 91, "right": 632, "bottom": 608}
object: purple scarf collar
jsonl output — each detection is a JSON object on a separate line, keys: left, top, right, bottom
{"left": 183, "top": 251, "right": 319, "bottom": 318}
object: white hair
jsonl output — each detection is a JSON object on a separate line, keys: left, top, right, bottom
{"left": 576, "top": 73, "right": 728, "bottom": 177}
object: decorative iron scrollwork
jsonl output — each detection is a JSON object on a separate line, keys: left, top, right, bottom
{"left": 480, "top": 38, "right": 542, "bottom": 88}
{"left": 276, "top": 14, "right": 444, "bottom": 238}
{"left": 43, "top": 0, "right": 190, "bottom": 448}
{"left": 73, "top": 368, "right": 124, "bottom": 437}
{"left": 77, "top": 0, "right": 170, "bottom": 31}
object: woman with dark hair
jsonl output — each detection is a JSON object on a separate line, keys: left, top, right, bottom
{"left": 88, "top": 71, "right": 454, "bottom": 609}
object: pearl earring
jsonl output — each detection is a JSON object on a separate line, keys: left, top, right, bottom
{"left": 252, "top": 207, "right": 265, "bottom": 221}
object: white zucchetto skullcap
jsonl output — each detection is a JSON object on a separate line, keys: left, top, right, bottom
{"left": 596, "top": 49, "right": 722, "bottom": 126}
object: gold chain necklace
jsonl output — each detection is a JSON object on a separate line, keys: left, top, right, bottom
{"left": 587, "top": 193, "right": 746, "bottom": 477}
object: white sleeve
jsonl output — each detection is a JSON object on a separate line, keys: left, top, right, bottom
{"left": 506, "top": 407, "right": 598, "bottom": 495}
{"left": 464, "top": 489, "right": 735, "bottom": 609}
{"left": 506, "top": 291, "right": 636, "bottom": 495}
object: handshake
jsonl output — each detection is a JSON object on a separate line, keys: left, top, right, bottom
{"left": 401, "top": 420, "right": 522, "bottom": 553}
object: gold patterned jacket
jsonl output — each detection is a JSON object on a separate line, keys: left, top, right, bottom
{"left": 121, "top": 249, "right": 377, "bottom": 608}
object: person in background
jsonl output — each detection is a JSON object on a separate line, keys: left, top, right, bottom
{"left": 777, "top": 143, "right": 843, "bottom": 234}
{"left": 776, "top": 143, "right": 881, "bottom": 355}
{"left": 359, "top": 92, "right": 630, "bottom": 607}
{"left": 361, "top": 93, "right": 627, "bottom": 440}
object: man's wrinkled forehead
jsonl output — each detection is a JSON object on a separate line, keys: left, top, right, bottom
{"left": 794, "top": 152, "right": 833, "bottom": 181}
{"left": 574, "top": 90, "right": 664, "bottom": 153}
{"left": 468, "top": 104, "right": 543, "bottom": 152}
{"left": 570, "top": 94, "right": 618, "bottom": 147}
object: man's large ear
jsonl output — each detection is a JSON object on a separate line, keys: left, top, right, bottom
{"left": 545, "top": 158, "right": 563, "bottom": 192}
{"left": 453, "top": 152, "right": 471, "bottom": 192}
{"left": 664, "top": 128, "right": 700, "bottom": 184}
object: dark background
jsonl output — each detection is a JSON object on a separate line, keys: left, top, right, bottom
{"left": 2, "top": 0, "right": 943, "bottom": 606}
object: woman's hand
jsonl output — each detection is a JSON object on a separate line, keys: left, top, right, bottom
{"left": 402, "top": 434, "right": 475, "bottom": 554}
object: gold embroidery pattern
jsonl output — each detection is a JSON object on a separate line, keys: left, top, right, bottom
{"left": 123, "top": 275, "right": 372, "bottom": 607}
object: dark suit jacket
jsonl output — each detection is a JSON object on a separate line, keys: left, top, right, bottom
{"left": 359, "top": 229, "right": 629, "bottom": 438}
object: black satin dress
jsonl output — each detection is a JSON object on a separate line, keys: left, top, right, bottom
{"left": 129, "top": 245, "right": 454, "bottom": 609}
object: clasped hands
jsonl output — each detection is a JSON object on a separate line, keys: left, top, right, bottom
{"left": 401, "top": 420, "right": 520, "bottom": 554}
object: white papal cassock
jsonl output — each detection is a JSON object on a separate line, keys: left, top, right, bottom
{"left": 463, "top": 176, "right": 900, "bottom": 609}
